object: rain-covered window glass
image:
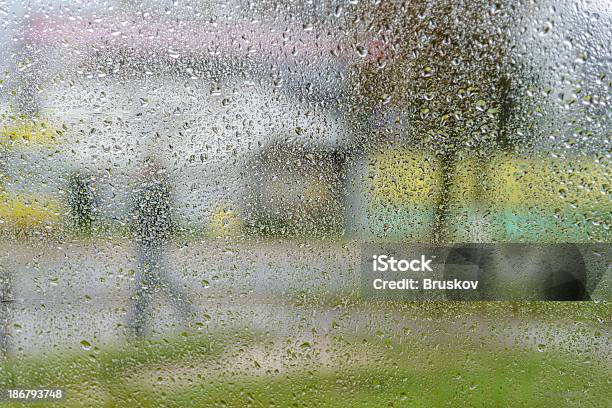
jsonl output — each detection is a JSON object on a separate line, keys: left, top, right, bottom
{"left": 0, "top": 0, "right": 609, "bottom": 406}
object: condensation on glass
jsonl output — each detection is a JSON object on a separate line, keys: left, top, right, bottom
{"left": 0, "top": 1, "right": 609, "bottom": 406}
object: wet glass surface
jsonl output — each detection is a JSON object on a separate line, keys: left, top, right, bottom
{"left": 0, "top": 0, "right": 610, "bottom": 406}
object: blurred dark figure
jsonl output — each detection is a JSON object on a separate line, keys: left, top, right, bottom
{"left": 127, "top": 157, "right": 194, "bottom": 338}
{"left": 0, "top": 264, "right": 11, "bottom": 360}
{"left": 67, "top": 172, "right": 96, "bottom": 235}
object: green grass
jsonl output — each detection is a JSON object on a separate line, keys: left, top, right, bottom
{"left": 0, "top": 319, "right": 609, "bottom": 408}
{"left": 156, "top": 350, "right": 609, "bottom": 407}
{"left": 284, "top": 290, "right": 612, "bottom": 322}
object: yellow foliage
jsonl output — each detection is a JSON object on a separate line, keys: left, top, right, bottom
{"left": 486, "top": 154, "right": 610, "bottom": 210}
{"left": 0, "top": 192, "right": 62, "bottom": 231}
{"left": 369, "top": 149, "right": 610, "bottom": 210}
{"left": 0, "top": 118, "right": 58, "bottom": 145}
{"left": 370, "top": 149, "right": 441, "bottom": 205}
{"left": 210, "top": 202, "right": 244, "bottom": 236}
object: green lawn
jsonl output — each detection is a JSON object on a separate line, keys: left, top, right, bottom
{"left": 1, "top": 313, "right": 609, "bottom": 408}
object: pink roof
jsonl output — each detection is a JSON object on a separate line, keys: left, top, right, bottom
{"left": 23, "top": 14, "right": 375, "bottom": 69}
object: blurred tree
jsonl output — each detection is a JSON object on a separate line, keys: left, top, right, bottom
{"left": 348, "top": 0, "right": 524, "bottom": 242}
{"left": 67, "top": 172, "right": 96, "bottom": 236}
